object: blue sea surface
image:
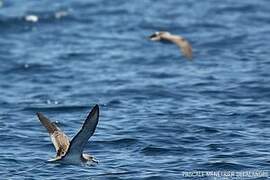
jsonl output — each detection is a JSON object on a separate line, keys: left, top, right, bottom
{"left": 1, "top": 0, "right": 270, "bottom": 179}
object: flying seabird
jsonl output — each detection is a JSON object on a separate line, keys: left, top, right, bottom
{"left": 149, "top": 31, "right": 192, "bottom": 60}
{"left": 37, "top": 104, "right": 99, "bottom": 165}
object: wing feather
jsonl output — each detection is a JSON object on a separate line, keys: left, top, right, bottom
{"left": 36, "top": 112, "right": 70, "bottom": 157}
{"left": 176, "top": 37, "right": 192, "bottom": 60}
{"left": 167, "top": 35, "right": 192, "bottom": 60}
{"left": 63, "top": 105, "right": 99, "bottom": 160}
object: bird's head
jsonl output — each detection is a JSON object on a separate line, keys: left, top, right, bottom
{"left": 149, "top": 31, "right": 171, "bottom": 41}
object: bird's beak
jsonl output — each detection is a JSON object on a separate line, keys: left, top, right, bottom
{"left": 92, "top": 157, "right": 98, "bottom": 164}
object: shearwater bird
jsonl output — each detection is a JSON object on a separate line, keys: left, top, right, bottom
{"left": 37, "top": 104, "right": 99, "bottom": 165}
{"left": 149, "top": 31, "right": 192, "bottom": 60}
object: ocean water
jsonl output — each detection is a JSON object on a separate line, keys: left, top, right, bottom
{"left": 1, "top": 0, "right": 270, "bottom": 179}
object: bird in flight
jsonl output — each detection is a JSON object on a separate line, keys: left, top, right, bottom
{"left": 149, "top": 31, "right": 193, "bottom": 60}
{"left": 37, "top": 104, "right": 99, "bottom": 165}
